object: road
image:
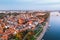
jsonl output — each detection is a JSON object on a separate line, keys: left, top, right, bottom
{"left": 37, "top": 22, "right": 48, "bottom": 40}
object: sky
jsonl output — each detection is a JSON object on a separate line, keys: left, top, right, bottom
{"left": 0, "top": 0, "right": 60, "bottom": 10}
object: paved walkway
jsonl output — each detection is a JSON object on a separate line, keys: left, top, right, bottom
{"left": 37, "top": 22, "right": 48, "bottom": 40}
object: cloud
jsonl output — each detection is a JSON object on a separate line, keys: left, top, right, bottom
{"left": 35, "top": 0, "right": 60, "bottom": 3}
{"left": 0, "top": 0, "right": 60, "bottom": 10}
{"left": 16, "top": 0, "right": 60, "bottom": 3}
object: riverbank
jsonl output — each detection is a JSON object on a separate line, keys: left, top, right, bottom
{"left": 37, "top": 22, "right": 48, "bottom": 40}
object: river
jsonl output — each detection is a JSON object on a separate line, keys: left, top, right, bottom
{"left": 42, "top": 13, "right": 60, "bottom": 40}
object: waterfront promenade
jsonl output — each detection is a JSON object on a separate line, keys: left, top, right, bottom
{"left": 37, "top": 22, "right": 48, "bottom": 40}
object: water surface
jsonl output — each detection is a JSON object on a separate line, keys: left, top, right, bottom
{"left": 43, "top": 15, "right": 60, "bottom": 40}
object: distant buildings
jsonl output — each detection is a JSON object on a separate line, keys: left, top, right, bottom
{"left": 50, "top": 12, "right": 60, "bottom": 16}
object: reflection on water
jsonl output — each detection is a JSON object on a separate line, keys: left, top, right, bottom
{"left": 43, "top": 15, "right": 60, "bottom": 40}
